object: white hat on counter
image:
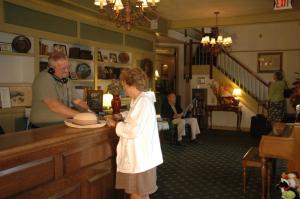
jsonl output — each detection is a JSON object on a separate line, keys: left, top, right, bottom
{"left": 64, "top": 113, "right": 106, "bottom": 128}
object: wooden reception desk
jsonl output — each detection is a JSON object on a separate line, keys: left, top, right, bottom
{"left": 0, "top": 125, "right": 119, "bottom": 198}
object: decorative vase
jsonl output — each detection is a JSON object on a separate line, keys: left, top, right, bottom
{"left": 111, "top": 95, "right": 121, "bottom": 114}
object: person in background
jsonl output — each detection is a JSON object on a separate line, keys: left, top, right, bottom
{"left": 30, "top": 51, "right": 89, "bottom": 128}
{"left": 161, "top": 92, "right": 200, "bottom": 144}
{"left": 268, "top": 71, "right": 286, "bottom": 124}
{"left": 106, "top": 68, "right": 163, "bottom": 199}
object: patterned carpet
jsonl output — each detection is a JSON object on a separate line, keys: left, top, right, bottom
{"left": 151, "top": 129, "right": 286, "bottom": 199}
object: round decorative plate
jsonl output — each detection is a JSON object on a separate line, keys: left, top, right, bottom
{"left": 12, "top": 35, "right": 31, "bottom": 53}
{"left": 118, "top": 52, "right": 130, "bottom": 64}
{"left": 76, "top": 63, "right": 91, "bottom": 79}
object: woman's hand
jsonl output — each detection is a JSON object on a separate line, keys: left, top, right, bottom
{"left": 106, "top": 118, "right": 117, "bottom": 128}
{"left": 113, "top": 113, "right": 123, "bottom": 121}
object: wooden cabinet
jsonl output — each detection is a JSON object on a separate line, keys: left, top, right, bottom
{"left": 0, "top": 125, "right": 120, "bottom": 198}
{"left": 0, "top": 107, "right": 25, "bottom": 133}
{"left": 192, "top": 89, "right": 208, "bottom": 129}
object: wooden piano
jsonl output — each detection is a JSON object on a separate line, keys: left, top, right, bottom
{"left": 259, "top": 125, "right": 300, "bottom": 199}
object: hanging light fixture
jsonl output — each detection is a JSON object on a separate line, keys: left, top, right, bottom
{"left": 94, "top": 0, "right": 160, "bottom": 31}
{"left": 201, "top": 11, "right": 232, "bottom": 54}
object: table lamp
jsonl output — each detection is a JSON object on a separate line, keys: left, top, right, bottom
{"left": 232, "top": 88, "right": 241, "bottom": 106}
{"left": 103, "top": 93, "right": 113, "bottom": 110}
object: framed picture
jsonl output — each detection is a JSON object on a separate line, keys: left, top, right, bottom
{"left": 109, "top": 53, "right": 117, "bottom": 63}
{"left": 0, "top": 43, "right": 12, "bottom": 52}
{"left": 0, "top": 87, "right": 11, "bottom": 108}
{"left": 98, "top": 51, "right": 103, "bottom": 62}
{"left": 53, "top": 44, "right": 67, "bottom": 56}
{"left": 257, "top": 52, "right": 282, "bottom": 73}
{"left": 161, "top": 64, "right": 168, "bottom": 78}
{"left": 198, "top": 77, "right": 206, "bottom": 84}
{"left": 86, "top": 89, "right": 103, "bottom": 112}
{"left": 103, "top": 55, "right": 108, "bottom": 62}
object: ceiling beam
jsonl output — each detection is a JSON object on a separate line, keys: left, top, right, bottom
{"left": 170, "top": 11, "right": 300, "bottom": 29}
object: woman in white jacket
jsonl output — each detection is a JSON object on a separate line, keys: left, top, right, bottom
{"left": 106, "top": 68, "right": 163, "bottom": 199}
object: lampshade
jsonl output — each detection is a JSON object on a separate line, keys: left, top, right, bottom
{"left": 232, "top": 88, "right": 241, "bottom": 97}
{"left": 94, "top": 0, "right": 107, "bottom": 9}
{"left": 113, "top": 0, "right": 124, "bottom": 12}
{"left": 103, "top": 93, "right": 113, "bottom": 108}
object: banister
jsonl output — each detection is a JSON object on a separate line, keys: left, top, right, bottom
{"left": 221, "top": 49, "right": 268, "bottom": 87}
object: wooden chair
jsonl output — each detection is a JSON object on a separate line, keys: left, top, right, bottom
{"left": 242, "top": 147, "right": 272, "bottom": 195}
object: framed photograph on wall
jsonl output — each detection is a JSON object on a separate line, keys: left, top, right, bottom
{"left": 97, "top": 51, "right": 103, "bottom": 62}
{"left": 257, "top": 52, "right": 282, "bottom": 73}
{"left": 109, "top": 53, "right": 117, "bottom": 63}
{"left": 53, "top": 44, "right": 67, "bottom": 56}
{"left": 86, "top": 89, "right": 103, "bottom": 113}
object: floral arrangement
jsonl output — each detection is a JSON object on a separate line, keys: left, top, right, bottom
{"left": 107, "top": 80, "right": 123, "bottom": 96}
{"left": 209, "top": 80, "right": 231, "bottom": 98}
{"left": 208, "top": 80, "right": 237, "bottom": 105}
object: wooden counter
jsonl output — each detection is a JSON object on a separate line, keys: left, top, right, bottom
{"left": 0, "top": 124, "right": 119, "bottom": 198}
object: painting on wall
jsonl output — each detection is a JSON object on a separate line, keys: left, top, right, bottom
{"left": 9, "top": 85, "right": 32, "bottom": 107}
{"left": 257, "top": 52, "right": 282, "bottom": 73}
{"left": 0, "top": 84, "right": 32, "bottom": 107}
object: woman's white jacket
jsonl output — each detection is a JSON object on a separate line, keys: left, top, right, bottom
{"left": 115, "top": 92, "right": 163, "bottom": 173}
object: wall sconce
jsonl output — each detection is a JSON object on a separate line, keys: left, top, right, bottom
{"left": 103, "top": 93, "right": 113, "bottom": 110}
{"left": 232, "top": 88, "right": 241, "bottom": 106}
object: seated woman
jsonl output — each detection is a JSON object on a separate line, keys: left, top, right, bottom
{"left": 161, "top": 92, "right": 200, "bottom": 144}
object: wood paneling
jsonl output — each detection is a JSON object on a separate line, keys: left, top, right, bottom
{"left": 0, "top": 157, "right": 54, "bottom": 198}
{"left": 0, "top": 125, "right": 120, "bottom": 198}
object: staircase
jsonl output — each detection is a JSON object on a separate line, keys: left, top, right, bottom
{"left": 217, "top": 49, "right": 269, "bottom": 102}
{"left": 188, "top": 42, "right": 269, "bottom": 110}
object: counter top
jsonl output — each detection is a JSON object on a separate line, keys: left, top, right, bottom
{"left": 0, "top": 124, "right": 115, "bottom": 158}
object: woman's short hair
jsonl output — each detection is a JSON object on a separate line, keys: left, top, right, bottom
{"left": 120, "top": 68, "right": 148, "bottom": 91}
{"left": 274, "top": 71, "right": 283, "bottom": 80}
{"left": 48, "top": 51, "right": 68, "bottom": 67}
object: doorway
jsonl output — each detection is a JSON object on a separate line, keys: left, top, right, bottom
{"left": 155, "top": 47, "right": 178, "bottom": 94}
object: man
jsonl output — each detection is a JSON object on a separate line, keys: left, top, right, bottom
{"left": 30, "top": 51, "right": 89, "bottom": 127}
{"left": 161, "top": 92, "right": 200, "bottom": 144}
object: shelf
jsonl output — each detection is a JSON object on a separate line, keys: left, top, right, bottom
{"left": 39, "top": 55, "right": 93, "bottom": 63}
{"left": 0, "top": 51, "right": 34, "bottom": 57}
{"left": 69, "top": 58, "right": 93, "bottom": 62}
{"left": 98, "top": 61, "right": 131, "bottom": 68}
{"left": 72, "top": 79, "right": 94, "bottom": 83}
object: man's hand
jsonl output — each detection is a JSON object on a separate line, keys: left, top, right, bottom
{"left": 173, "top": 113, "right": 183, "bottom": 119}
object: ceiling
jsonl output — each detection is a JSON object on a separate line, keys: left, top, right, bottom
{"left": 157, "top": 0, "right": 300, "bottom": 21}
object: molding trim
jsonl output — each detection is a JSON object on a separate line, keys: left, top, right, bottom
{"left": 170, "top": 11, "right": 300, "bottom": 29}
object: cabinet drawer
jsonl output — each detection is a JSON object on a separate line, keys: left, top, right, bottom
{"left": 0, "top": 157, "right": 54, "bottom": 198}
{"left": 63, "top": 143, "right": 113, "bottom": 174}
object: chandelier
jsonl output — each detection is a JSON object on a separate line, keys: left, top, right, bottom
{"left": 94, "top": 0, "right": 160, "bottom": 31}
{"left": 200, "top": 11, "right": 232, "bottom": 54}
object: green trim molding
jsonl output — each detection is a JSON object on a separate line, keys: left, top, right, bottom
{"left": 3, "top": 1, "right": 77, "bottom": 37}
{"left": 80, "top": 23, "right": 123, "bottom": 45}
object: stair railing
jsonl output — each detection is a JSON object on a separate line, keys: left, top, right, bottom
{"left": 217, "top": 49, "right": 269, "bottom": 102}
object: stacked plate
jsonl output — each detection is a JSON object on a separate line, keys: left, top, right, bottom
{"left": 12, "top": 35, "right": 31, "bottom": 53}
